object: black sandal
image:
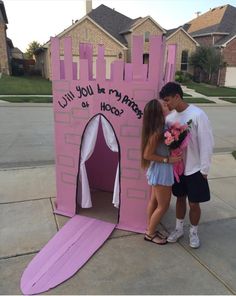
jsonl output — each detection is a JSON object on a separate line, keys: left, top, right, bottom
{"left": 145, "top": 229, "right": 168, "bottom": 239}
{"left": 144, "top": 233, "right": 167, "bottom": 245}
{"left": 155, "top": 230, "right": 168, "bottom": 240}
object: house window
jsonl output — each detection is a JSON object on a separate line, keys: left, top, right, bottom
{"left": 143, "top": 54, "right": 149, "bottom": 77}
{"left": 143, "top": 53, "right": 149, "bottom": 64}
{"left": 144, "top": 31, "right": 150, "bottom": 42}
{"left": 181, "top": 50, "right": 188, "bottom": 71}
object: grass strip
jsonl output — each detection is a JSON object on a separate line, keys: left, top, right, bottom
{"left": 219, "top": 98, "right": 236, "bottom": 103}
{"left": 1, "top": 96, "right": 215, "bottom": 104}
{"left": 0, "top": 96, "right": 52, "bottom": 103}
{"left": 183, "top": 97, "right": 215, "bottom": 103}
{"left": 183, "top": 93, "right": 192, "bottom": 97}
{"left": 232, "top": 151, "right": 236, "bottom": 160}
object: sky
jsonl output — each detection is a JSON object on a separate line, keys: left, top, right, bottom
{"left": 3, "top": 0, "right": 236, "bottom": 52}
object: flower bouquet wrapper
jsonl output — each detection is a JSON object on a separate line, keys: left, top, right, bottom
{"left": 171, "top": 132, "right": 191, "bottom": 183}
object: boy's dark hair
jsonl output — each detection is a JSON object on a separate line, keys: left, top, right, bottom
{"left": 159, "top": 82, "right": 183, "bottom": 99}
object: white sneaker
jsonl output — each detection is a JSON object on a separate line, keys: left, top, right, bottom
{"left": 167, "top": 229, "right": 184, "bottom": 243}
{"left": 189, "top": 231, "right": 200, "bottom": 248}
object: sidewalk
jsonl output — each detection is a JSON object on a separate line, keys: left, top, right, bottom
{"left": 0, "top": 153, "right": 236, "bottom": 295}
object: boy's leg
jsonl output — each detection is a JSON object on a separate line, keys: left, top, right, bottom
{"left": 189, "top": 202, "right": 201, "bottom": 226}
{"left": 176, "top": 195, "right": 187, "bottom": 220}
{"left": 186, "top": 171, "right": 211, "bottom": 248}
{"left": 167, "top": 175, "right": 187, "bottom": 243}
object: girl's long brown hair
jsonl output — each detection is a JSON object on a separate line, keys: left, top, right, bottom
{"left": 141, "top": 99, "right": 165, "bottom": 169}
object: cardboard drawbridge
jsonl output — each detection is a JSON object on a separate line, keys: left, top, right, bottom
{"left": 21, "top": 35, "right": 176, "bottom": 294}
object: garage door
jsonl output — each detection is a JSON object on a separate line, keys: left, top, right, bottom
{"left": 225, "top": 67, "right": 236, "bottom": 87}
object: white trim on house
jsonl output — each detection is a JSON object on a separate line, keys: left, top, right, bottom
{"left": 167, "top": 27, "right": 200, "bottom": 46}
{"left": 191, "top": 32, "right": 229, "bottom": 38}
{"left": 43, "top": 15, "right": 128, "bottom": 50}
{"left": 122, "top": 16, "right": 166, "bottom": 34}
{"left": 222, "top": 34, "right": 236, "bottom": 47}
{"left": 190, "top": 32, "right": 236, "bottom": 48}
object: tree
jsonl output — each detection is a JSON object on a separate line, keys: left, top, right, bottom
{"left": 25, "top": 41, "right": 42, "bottom": 59}
{"left": 189, "top": 46, "right": 224, "bottom": 84}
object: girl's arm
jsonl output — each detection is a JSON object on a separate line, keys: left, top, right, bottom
{"left": 143, "top": 133, "right": 166, "bottom": 163}
{"left": 143, "top": 133, "right": 182, "bottom": 164}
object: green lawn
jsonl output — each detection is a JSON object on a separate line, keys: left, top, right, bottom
{"left": 219, "top": 97, "right": 236, "bottom": 103}
{"left": 0, "top": 96, "right": 52, "bottom": 103}
{"left": 0, "top": 74, "right": 52, "bottom": 95}
{"left": 184, "top": 82, "right": 236, "bottom": 97}
{"left": 183, "top": 97, "right": 215, "bottom": 104}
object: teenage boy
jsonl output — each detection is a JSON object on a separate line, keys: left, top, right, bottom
{"left": 159, "top": 82, "right": 214, "bottom": 248}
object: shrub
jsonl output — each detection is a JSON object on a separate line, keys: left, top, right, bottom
{"left": 175, "top": 71, "right": 192, "bottom": 83}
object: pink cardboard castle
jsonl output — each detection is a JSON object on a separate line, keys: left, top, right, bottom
{"left": 21, "top": 35, "right": 176, "bottom": 295}
{"left": 52, "top": 34, "right": 176, "bottom": 231}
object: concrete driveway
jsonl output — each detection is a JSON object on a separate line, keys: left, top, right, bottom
{"left": 0, "top": 102, "right": 236, "bottom": 294}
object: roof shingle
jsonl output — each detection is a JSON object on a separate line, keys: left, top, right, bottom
{"left": 88, "top": 4, "right": 135, "bottom": 45}
{"left": 187, "top": 5, "right": 227, "bottom": 34}
{"left": 185, "top": 4, "right": 236, "bottom": 46}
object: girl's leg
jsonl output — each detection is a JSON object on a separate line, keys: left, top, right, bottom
{"left": 146, "top": 187, "right": 157, "bottom": 227}
{"left": 146, "top": 185, "right": 172, "bottom": 242}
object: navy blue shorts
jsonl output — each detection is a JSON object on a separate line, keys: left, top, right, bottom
{"left": 172, "top": 171, "right": 210, "bottom": 203}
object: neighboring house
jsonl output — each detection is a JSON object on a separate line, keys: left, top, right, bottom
{"left": 166, "top": 27, "right": 199, "bottom": 73}
{"left": 0, "top": 1, "right": 22, "bottom": 76}
{"left": 36, "top": 2, "right": 165, "bottom": 80}
{"left": 0, "top": 0, "right": 10, "bottom": 74}
{"left": 11, "top": 47, "right": 24, "bottom": 59}
{"left": 36, "top": 1, "right": 197, "bottom": 80}
{"left": 184, "top": 4, "right": 236, "bottom": 87}
{"left": 10, "top": 46, "right": 25, "bottom": 76}
{"left": 7, "top": 37, "right": 13, "bottom": 58}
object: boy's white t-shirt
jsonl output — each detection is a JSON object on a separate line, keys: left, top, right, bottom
{"left": 166, "top": 104, "right": 214, "bottom": 176}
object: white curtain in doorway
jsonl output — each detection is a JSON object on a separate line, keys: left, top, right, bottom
{"left": 79, "top": 115, "right": 120, "bottom": 208}
{"left": 79, "top": 116, "right": 100, "bottom": 208}
{"left": 101, "top": 116, "right": 119, "bottom": 208}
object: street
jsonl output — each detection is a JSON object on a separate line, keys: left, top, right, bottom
{"left": 0, "top": 104, "right": 54, "bottom": 168}
{"left": 201, "top": 105, "right": 236, "bottom": 152}
{"left": 0, "top": 104, "right": 236, "bottom": 168}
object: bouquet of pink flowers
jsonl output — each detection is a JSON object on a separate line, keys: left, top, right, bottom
{"left": 164, "top": 120, "right": 192, "bottom": 182}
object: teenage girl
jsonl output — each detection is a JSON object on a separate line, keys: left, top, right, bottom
{"left": 141, "top": 99, "right": 182, "bottom": 244}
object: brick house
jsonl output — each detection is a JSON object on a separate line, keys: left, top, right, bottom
{"left": 35, "top": 2, "right": 197, "bottom": 80}
{"left": 0, "top": 0, "right": 10, "bottom": 74}
{"left": 166, "top": 27, "right": 199, "bottom": 74}
{"left": 184, "top": 4, "right": 236, "bottom": 87}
